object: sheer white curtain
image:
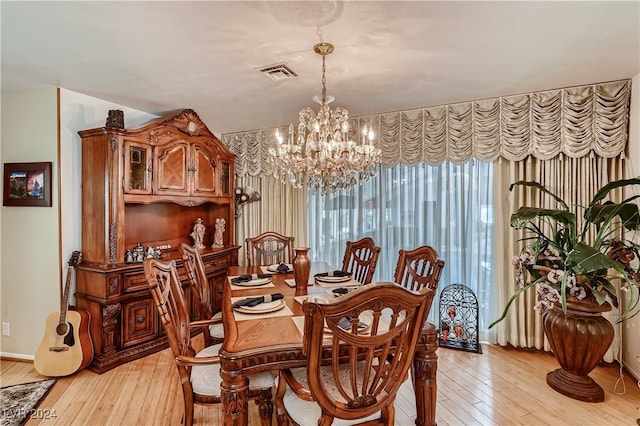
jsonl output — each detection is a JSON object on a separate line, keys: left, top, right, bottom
{"left": 308, "top": 160, "right": 495, "bottom": 339}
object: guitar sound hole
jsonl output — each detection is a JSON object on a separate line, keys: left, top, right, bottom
{"left": 56, "top": 322, "right": 69, "bottom": 336}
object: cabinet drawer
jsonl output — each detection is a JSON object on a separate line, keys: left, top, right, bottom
{"left": 202, "top": 256, "right": 229, "bottom": 273}
{"left": 122, "top": 298, "right": 158, "bottom": 347}
{"left": 123, "top": 271, "right": 149, "bottom": 293}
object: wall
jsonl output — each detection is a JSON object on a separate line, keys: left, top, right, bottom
{"left": 1, "top": 88, "right": 59, "bottom": 359}
{"left": 624, "top": 72, "right": 640, "bottom": 380}
{"left": 0, "top": 88, "right": 155, "bottom": 359}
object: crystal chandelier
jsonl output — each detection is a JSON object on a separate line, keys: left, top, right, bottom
{"left": 269, "top": 42, "right": 381, "bottom": 196}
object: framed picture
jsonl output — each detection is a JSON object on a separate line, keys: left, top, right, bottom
{"left": 3, "top": 162, "right": 52, "bottom": 207}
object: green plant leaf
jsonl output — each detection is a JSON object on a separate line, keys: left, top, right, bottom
{"left": 587, "top": 177, "right": 640, "bottom": 207}
{"left": 509, "top": 181, "right": 569, "bottom": 210}
{"left": 566, "top": 242, "right": 626, "bottom": 275}
{"left": 510, "top": 207, "right": 576, "bottom": 228}
{"left": 585, "top": 199, "right": 640, "bottom": 231}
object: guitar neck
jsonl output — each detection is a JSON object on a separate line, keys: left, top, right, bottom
{"left": 58, "top": 266, "right": 73, "bottom": 325}
{"left": 58, "top": 251, "right": 81, "bottom": 325}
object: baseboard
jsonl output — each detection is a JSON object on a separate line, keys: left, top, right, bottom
{"left": 0, "top": 352, "right": 35, "bottom": 362}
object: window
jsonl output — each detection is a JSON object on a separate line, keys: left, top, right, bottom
{"left": 308, "top": 160, "right": 495, "bottom": 340}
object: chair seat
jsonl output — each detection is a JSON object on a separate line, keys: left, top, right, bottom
{"left": 208, "top": 312, "right": 225, "bottom": 339}
{"left": 192, "top": 344, "right": 275, "bottom": 396}
{"left": 281, "top": 365, "right": 382, "bottom": 426}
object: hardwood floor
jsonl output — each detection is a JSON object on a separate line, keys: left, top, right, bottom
{"left": 2, "top": 343, "right": 638, "bottom": 425}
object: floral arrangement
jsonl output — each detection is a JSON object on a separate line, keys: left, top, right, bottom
{"left": 490, "top": 177, "right": 640, "bottom": 328}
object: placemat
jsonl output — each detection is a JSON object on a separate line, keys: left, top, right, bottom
{"left": 284, "top": 278, "right": 314, "bottom": 287}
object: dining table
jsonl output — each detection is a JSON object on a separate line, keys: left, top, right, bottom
{"left": 219, "top": 262, "right": 438, "bottom": 426}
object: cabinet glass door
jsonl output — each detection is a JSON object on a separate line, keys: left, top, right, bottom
{"left": 124, "top": 142, "right": 152, "bottom": 194}
{"left": 220, "top": 161, "right": 231, "bottom": 195}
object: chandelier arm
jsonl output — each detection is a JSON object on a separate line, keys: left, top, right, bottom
{"left": 268, "top": 42, "right": 381, "bottom": 195}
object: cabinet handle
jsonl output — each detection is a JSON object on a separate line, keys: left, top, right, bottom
{"left": 136, "top": 315, "right": 145, "bottom": 324}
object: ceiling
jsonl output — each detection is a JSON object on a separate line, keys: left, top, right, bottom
{"left": 2, "top": 1, "right": 639, "bottom": 136}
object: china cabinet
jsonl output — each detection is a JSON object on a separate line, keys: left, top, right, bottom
{"left": 75, "top": 109, "right": 239, "bottom": 373}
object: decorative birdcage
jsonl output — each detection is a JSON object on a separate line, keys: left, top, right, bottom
{"left": 438, "top": 283, "right": 481, "bottom": 353}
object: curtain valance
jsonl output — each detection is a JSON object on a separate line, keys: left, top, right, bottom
{"left": 222, "top": 79, "right": 631, "bottom": 176}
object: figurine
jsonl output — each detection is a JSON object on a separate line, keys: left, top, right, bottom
{"left": 212, "top": 218, "right": 225, "bottom": 248}
{"left": 146, "top": 246, "right": 156, "bottom": 259}
{"left": 125, "top": 249, "right": 134, "bottom": 263}
{"left": 190, "top": 218, "right": 206, "bottom": 249}
{"left": 134, "top": 243, "right": 145, "bottom": 262}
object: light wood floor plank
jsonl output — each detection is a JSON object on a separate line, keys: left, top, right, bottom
{"left": 2, "top": 344, "right": 638, "bottom": 426}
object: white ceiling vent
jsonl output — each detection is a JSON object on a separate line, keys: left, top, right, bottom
{"left": 257, "top": 63, "right": 298, "bottom": 81}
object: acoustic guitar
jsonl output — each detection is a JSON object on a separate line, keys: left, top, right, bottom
{"left": 34, "top": 251, "right": 93, "bottom": 377}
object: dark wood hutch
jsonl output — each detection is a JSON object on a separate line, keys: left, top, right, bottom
{"left": 76, "top": 109, "right": 240, "bottom": 373}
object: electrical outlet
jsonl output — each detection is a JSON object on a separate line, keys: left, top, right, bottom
{"left": 2, "top": 322, "right": 10, "bottom": 336}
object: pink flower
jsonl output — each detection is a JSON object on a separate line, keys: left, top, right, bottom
{"left": 546, "top": 269, "right": 564, "bottom": 284}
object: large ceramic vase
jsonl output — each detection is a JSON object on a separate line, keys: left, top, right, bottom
{"left": 293, "top": 247, "right": 311, "bottom": 296}
{"left": 542, "top": 298, "right": 614, "bottom": 402}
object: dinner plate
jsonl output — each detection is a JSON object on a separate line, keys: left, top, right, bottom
{"left": 314, "top": 275, "right": 352, "bottom": 283}
{"left": 234, "top": 299, "right": 286, "bottom": 314}
{"left": 267, "top": 263, "right": 293, "bottom": 273}
{"left": 231, "top": 277, "right": 272, "bottom": 287}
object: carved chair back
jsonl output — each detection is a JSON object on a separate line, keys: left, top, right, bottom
{"left": 180, "top": 243, "right": 219, "bottom": 346}
{"left": 144, "top": 258, "right": 274, "bottom": 426}
{"left": 245, "top": 231, "right": 295, "bottom": 266}
{"left": 393, "top": 245, "right": 445, "bottom": 314}
{"left": 282, "top": 282, "right": 434, "bottom": 425}
{"left": 341, "top": 237, "right": 381, "bottom": 285}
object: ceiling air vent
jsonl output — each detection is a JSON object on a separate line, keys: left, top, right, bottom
{"left": 257, "top": 63, "right": 298, "bottom": 81}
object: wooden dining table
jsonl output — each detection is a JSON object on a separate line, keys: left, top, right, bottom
{"left": 219, "top": 263, "right": 439, "bottom": 426}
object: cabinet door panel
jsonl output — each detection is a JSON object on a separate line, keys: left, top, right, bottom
{"left": 155, "top": 142, "right": 188, "bottom": 195}
{"left": 122, "top": 298, "right": 158, "bottom": 347}
{"left": 192, "top": 144, "right": 217, "bottom": 196}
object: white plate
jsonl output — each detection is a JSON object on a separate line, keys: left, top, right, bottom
{"left": 231, "top": 277, "right": 272, "bottom": 287}
{"left": 268, "top": 263, "right": 293, "bottom": 272}
{"left": 314, "top": 275, "right": 352, "bottom": 283}
{"left": 234, "top": 299, "right": 286, "bottom": 314}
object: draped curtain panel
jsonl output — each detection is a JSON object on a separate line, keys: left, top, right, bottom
{"left": 234, "top": 175, "right": 307, "bottom": 266}
{"left": 221, "top": 79, "right": 631, "bottom": 174}
{"left": 492, "top": 155, "right": 626, "bottom": 362}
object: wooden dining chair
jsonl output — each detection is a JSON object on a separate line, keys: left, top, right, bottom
{"left": 393, "top": 245, "right": 445, "bottom": 312}
{"left": 180, "top": 243, "right": 224, "bottom": 345}
{"left": 341, "top": 237, "right": 381, "bottom": 285}
{"left": 143, "top": 258, "right": 274, "bottom": 426}
{"left": 245, "top": 231, "right": 295, "bottom": 266}
{"left": 275, "top": 282, "right": 435, "bottom": 426}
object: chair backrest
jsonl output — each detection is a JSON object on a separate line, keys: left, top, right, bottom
{"left": 144, "top": 258, "right": 195, "bottom": 360}
{"left": 302, "top": 282, "right": 434, "bottom": 423}
{"left": 341, "top": 237, "right": 381, "bottom": 285}
{"left": 245, "top": 232, "right": 295, "bottom": 266}
{"left": 180, "top": 243, "right": 213, "bottom": 320}
{"left": 393, "top": 245, "right": 445, "bottom": 313}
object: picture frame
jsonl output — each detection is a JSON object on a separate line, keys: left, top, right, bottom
{"left": 3, "top": 162, "right": 52, "bottom": 207}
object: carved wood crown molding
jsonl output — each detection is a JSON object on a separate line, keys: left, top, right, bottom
{"left": 166, "top": 109, "right": 216, "bottom": 139}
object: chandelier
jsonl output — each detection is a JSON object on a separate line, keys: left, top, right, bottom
{"left": 269, "top": 42, "right": 381, "bottom": 196}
